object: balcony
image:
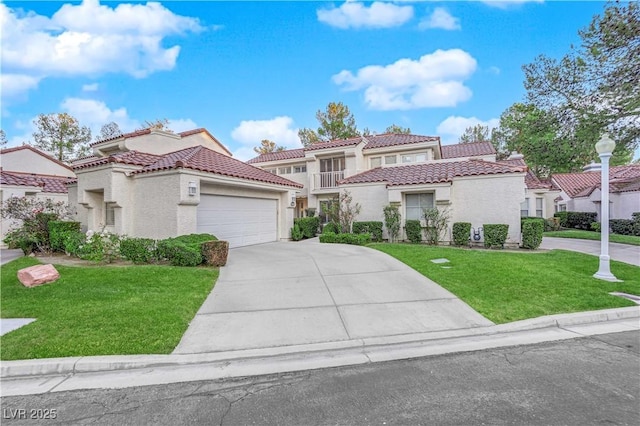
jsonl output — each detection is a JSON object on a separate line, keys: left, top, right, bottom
{"left": 314, "top": 171, "right": 344, "bottom": 189}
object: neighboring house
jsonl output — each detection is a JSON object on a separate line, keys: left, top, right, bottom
{"left": 551, "top": 164, "right": 640, "bottom": 220}
{"left": 248, "top": 135, "right": 528, "bottom": 246}
{"left": 0, "top": 145, "right": 77, "bottom": 246}
{"left": 69, "top": 128, "right": 302, "bottom": 248}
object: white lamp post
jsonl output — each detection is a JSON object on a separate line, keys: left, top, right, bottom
{"left": 593, "top": 133, "right": 618, "bottom": 282}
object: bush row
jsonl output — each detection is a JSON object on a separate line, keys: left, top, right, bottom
{"left": 319, "top": 232, "right": 371, "bottom": 245}
{"left": 483, "top": 224, "right": 509, "bottom": 249}
{"left": 609, "top": 219, "right": 640, "bottom": 236}
{"left": 521, "top": 218, "right": 544, "bottom": 250}
{"left": 553, "top": 211, "right": 597, "bottom": 230}
{"left": 352, "top": 221, "right": 383, "bottom": 242}
{"left": 452, "top": 222, "right": 471, "bottom": 246}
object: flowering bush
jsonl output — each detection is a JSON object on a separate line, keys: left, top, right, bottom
{"left": 78, "top": 230, "right": 122, "bottom": 263}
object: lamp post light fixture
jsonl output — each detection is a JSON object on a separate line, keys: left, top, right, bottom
{"left": 593, "top": 133, "right": 619, "bottom": 282}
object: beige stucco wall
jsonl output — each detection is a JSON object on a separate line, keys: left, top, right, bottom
{"left": 130, "top": 173, "right": 184, "bottom": 239}
{"left": 1, "top": 149, "right": 75, "bottom": 177}
{"left": 522, "top": 189, "right": 558, "bottom": 219}
{"left": 613, "top": 192, "right": 640, "bottom": 219}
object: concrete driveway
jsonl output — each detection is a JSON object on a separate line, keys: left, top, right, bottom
{"left": 540, "top": 237, "right": 640, "bottom": 266}
{"left": 174, "top": 239, "right": 493, "bottom": 354}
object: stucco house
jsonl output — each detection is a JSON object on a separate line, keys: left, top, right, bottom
{"left": 1, "top": 145, "right": 77, "bottom": 246}
{"left": 248, "top": 135, "right": 529, "bottom": 246}
{"left": 68, "top": 128, "right": 302, "bottom": 248}
{"left": 551, "top": 164, "right": 640, "bottom": 220}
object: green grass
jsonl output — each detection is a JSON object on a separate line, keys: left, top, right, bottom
{"left": 371, "top": 244, "right": 640, "bottom": 324}
{"left": 544, "top": 230, "right": 640, "bottom": 246}
{"left": 1, "top": 258, "right": 217, "bottom": 360}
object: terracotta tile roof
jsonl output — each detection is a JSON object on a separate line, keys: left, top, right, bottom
{"left": 613, "top": 178, "right": 640, "bottom": 193}
{"left": 339, "top": 160, "right": 525, "bottom": 187}
{"left": 90, "top": 128, "right": 151, "bottom": 146}
{"left": 134, "top": 146, "right": 302, "bottom": 188}
{"left": 552, "top": 165, "right": 640, "bottom": 197}
{"left": 72, "top": 151, "right": 162, "bottom": 170}
{"left": 247, "top": 148, "right": 305, "bottom": 164}
{"left": 304, "top": 136, "right": 363, "bottom": 151}
{"left": 498, "top": 158, "right": 553, "bottom": 190}
{"left": 362, "top": 133, "right": 440, "bottom": 150}
{"left": 0, "top": 171, "right": 75, "bottom": 193}
{"left": 441, "top": 141, "right": 496, "bottom": 159}
{"left": 0, "top": 144, "right": 73, "bottom": 171}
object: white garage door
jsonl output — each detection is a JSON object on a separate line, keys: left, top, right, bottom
{"left": 197, "top": 195, "right": 278, "bottom": 248}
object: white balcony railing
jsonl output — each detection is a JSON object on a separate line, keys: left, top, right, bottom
{"left": 315, "top": 171, "right": 344, "bottom": 189}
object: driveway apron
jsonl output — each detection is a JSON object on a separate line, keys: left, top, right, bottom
{"left": 174, "top": 239, "right": 493, "bottom": 354}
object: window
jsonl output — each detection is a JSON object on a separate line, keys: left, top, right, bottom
{"left": 319, "top": 200, "right": 336, "bottom": 224}
{"left": 371, "top": 157, "right": 382, "bottom": 168}
{"left": 320, "top": 157, "right": 345, "bottom": 172}
{"left": 293, "top": 164, "right": 307, "bottom": 173}
{"left": 266, "top": 168, "right": 277, "bottom": 174}
{"left": 401, "top": 153, "right": 428, "bottom": 164}
{"left": 559, "top": 204, "right": 567, "bottom": 212}
{"left": 105, "top": 203, "right": 116, "bottom": 226}
{"left": 415, "top": 153, "right": 427, "bottom": 163}
{"left": 520, "top": 199, "right": 529, "bottom": 217}
{"left": 402, "top": 155, "right": 413, "bottom": 163}
{"left": 385, "top": 155, "right": 397, "bottom": 165}
{"left": 405, "top": 193, "right": 434, "bottom": 221}
{"left": 536, "top": 197, "right": 543, "bottom": 217}
{"left": 278, "top": 166, "right": 291, "bottom": 174}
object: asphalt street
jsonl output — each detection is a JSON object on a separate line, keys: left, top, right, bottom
{"left": 2, "top": 331, "right": 638, "bottom": 426}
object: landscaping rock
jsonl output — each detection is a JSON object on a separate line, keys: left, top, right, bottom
{"left": 17, "top": 264, "right": 60, "bottom": 287}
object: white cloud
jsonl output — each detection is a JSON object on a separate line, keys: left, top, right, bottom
{"left": 418, "top": 8, "right": 460, "bottom": 31}
{"left": 482, "top": 1, "right": 544, "bottom": 9}
{"left": 1, "top": 0, "right": 203, "bottom": 100}
{"left": 230, "top": 116, "right": 301, "bottom": 160}
{"left": 61, "top": 98, "right": 140, "bottom": 134}
{"left": 82, "top": 83, "right": 99, "bottom": 92}
{"left": 333, "top": 49, "right": 477, "bottom": 110}
{"left": 167, "top": 119, "right": 198, "bottom": 133}
{"left": 436, "top": 116, "right": 500, "bottom": 144}
{"left": 488, "top": 66, "right": 501, "bottom": 75}
{"left": 0, "top": 74, "right": 41, "bottom": 98}
{"left": 317, "top": 1, "right": 413, "bottom": 29}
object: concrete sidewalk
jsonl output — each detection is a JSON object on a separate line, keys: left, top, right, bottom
{"left": 174, "top": 239, "right": 493, "bottom": 354}
{"left": 540, "top": 237, "right": 640, "bottom": 266}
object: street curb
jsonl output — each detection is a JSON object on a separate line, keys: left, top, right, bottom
{"left": 2, "top": 306, "right": 638, "bottom": 380}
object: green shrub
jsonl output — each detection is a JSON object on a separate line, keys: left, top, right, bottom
{"left": 566, "top": 212, "right": 597, "bottom": 230}
{"left": 609, "top": 219, "right": 640, "bottom": 236}
{"left": 120, "top": 237, "right": 158, "bottom": 263}
{"left": 294, "top": 217, "right": 320, "bottom": 238}
{"left": 78, "top": 231, "right": 122, "bottom": 263}
{"left": 48, "top": 221, "right": 81, "bottom": 252}
{"left": 319, "top": 232, "right": 371, "bottom": 245}
{"left": 352, "top": 221, "right": 383, "bottom": 242}
{"left": 554, "top": 211, "right": 569, "bottom": 228}
{"left": 323, "top": 222, "right": 340, "bottom": 234}
{"left": 545, "top": 217, "right": 561, "bottom": 231}
{"left": 291, "top": 223, "right": 304, "bottom": 241}
{"left": 170, "top": 233, "right": 217, "bottom": 245}
{"left": 521, "top": 218, "right": 544, "bottom": 250}
{"left": 63, "top": 231, "right": 86, "bottom": 256}
{"left": 383, "top": 204, "right": 401, "bottom": 243}
{"left": 201, "top": 240, "right": 229, "bottom": 267}
{"left": 483, "top": 224, "right": 509, "bottom": 249}
{"left": 168, "top": 243, "right": 203, "bottom": 267}
{"left": 632, "top": 212, "right": 640, "bottom": 222}
{"left": 452, "top": 222, "right": 471, "bottom": 246}
{"left": 404, "top": 220, "right": 422, "bottom": 243}
{"left": 590, "top": 222, "right": 601, "bottom": 233}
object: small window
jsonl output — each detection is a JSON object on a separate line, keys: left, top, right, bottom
{"left": 536, "top": 198, "right": 543, "bottom": 217}
{"left": 278, "top": 166, "right": 291, "bottom": 174}
{"left": 406, "top": 193, "right": 434, "bottom": 221}
{"left": 293, "top": 164, "right": 307, "bottom": 173}
{"left": 265, "top": 168, "right": 277, "bottom": 174}
{"left": 415, "top": 153, "right": 427, "bottom": 163}
{"left": 402, "top": 155, "right": 413, "bottom": 163}
{"left": 385, "top": 155, "right": 397, "bottom": 165}
{"left": 520, "top": 199, "right": 529, "bottom": 218}
{"left": 371, "top": 157, "right": 382, "bottom": 168}
{"left": 105, "top": 203, "right": 116, "bottom": 226}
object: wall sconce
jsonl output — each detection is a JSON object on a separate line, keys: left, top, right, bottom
{"left": 290, "top": 193, "right": 296, "bottom": 207}
{"left": 188, "top": 181, "right": 197, "bottom": 196}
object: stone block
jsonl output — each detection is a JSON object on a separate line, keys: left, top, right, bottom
{"left": 17, "top": 264, "right": 60, "bottom": 288}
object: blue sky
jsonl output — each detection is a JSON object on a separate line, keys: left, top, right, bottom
{"left": 1, "top": 0, "right": 609, "bottom": 160}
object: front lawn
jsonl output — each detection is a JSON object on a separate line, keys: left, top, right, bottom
{"left": 544, "top": 230, "right": 640, "bottom": 246}
{"left": 371, "top": 244, "right": 639, "bottom": 324}
{"left": 1, "top": 258, "right": 217, "bottom": 360}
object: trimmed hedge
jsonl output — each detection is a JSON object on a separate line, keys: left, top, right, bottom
{"left": 323, "top": 222, "right": 340, "bottom": 234}
{"left": 352, "top": 221, "right": 383, "bottom": 242}
{"left": 610, "top": 219, "right": 640, "bottom": 236}
{"left": 553, "top": 211, "right": 569, "bottom": 228}
{"left": 291, "top": 223, "right": 304, "bottom": 241}
{"left": 294, "top": 217, "right": 321, "bottom": 239}
{"left": 521, "top": 218, "right": 544, "bottom": 250}
{"left": 452, "top": 222, "right": 471, "bottom": 246}
{"left": 120, "top": 237, "right": 158, "bottom": 264}
{"left": 201, "top": 240, "right": 229, "bottom": 266}
{"left": 156, "top": 233, "right": 217, "bottom": 266}
{"left": 404, "top": 220, "right": 422, "bottom": 243}
{"left": 319, "top": 232, "right": 371, "bottom": 245}
{"left": 483, "top": 224, "right": 509, "bottom": 249}
{"left": 48, "top": 221, "right": 81, "bottom": 252}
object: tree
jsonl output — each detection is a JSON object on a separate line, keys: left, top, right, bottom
{"left": 0, "top": 129, "right": 7, "bottom": 146}
{"left": 253, "top": 139, "right": 286, "bottom": 154}
{"left": 385, "top": 124, "right": 411, "bottom": 134}
{"left": 97, "top": 122, "right": 123, "bottom": 141}
{"left": 459, "top": 124, "right": 490, "bottom": 144}
{"left": 522, "top": 1, "right": 638, "bottom": 167}
{"left": 32, "top": 113, "right": 91, "bottom": 161}
{"left": 298, "top": 102, "right": 360, "bottom": 147}
{"left": 139, "top": 118, "right": 172, "bottom": 132}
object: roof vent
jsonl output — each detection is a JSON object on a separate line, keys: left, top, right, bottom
{"left": 507, "top": 151, "right": 524, "bottom": 160}
{"left": 582, "top": 162, "right": 602, "bottom": 172}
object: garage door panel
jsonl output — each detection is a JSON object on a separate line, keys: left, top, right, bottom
{"left": 196, "top": 195, "right": 278, "bottom": 248}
